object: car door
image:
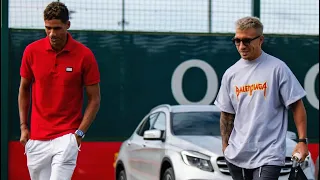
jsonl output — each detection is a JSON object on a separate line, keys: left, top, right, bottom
{"left": 127, "top": 112, "right": 159, "bottom": 180}
{"left": 140, "top": 111, "right": 167, "bottom": 180}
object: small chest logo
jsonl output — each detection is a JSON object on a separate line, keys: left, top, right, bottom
{"left": 66, "top": 67, "right": 73, "bottom": 72}
{"left": 235, "top": 82, "right": 267, "bottom": 100}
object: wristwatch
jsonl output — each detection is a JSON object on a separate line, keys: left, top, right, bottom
{"left": 75, "top": 129, "right": 85, "bottom": 139}
{"left": 297, "top": 138, "right": 308, "bottom": 144}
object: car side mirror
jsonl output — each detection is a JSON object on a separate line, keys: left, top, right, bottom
{"left": 287, "top": 131, "right": 297, "bottom": 140}
{"left": 143, "top": 129, "right": 164, "bottom": 141}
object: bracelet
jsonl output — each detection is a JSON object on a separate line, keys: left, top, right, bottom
{"left": 20, "top": 122, "right": 28, "bottom": 126}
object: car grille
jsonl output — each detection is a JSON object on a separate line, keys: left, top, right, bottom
{"left": 216, "top": 157, "right": 292, "bottom": 176}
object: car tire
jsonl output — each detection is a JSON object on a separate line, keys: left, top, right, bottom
{"left": 118, "top": 169, "right": 126, "bottom": 180}
{"left": 162, "top": 167, "right": 175, "bottom": 180}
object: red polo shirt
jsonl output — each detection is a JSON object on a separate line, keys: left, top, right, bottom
{"left": 20, "top": 33, "right": 100, "bottom": 140}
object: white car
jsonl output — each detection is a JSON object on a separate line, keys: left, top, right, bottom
{"left": 115, "top": 104, "right": 315, "bottom": 180}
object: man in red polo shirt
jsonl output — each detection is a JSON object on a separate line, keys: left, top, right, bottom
{"left": 18, "top": 2, "right": 101, "bottom": 180}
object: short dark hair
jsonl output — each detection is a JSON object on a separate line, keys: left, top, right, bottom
{"left": 44, "top": 1, "right": 69, "bottom": 23}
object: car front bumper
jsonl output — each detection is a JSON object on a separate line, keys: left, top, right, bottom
{"left": 169, "top": 154, "right": 315, "bottom": 180}
{"left": 170, "top": 153, "right": 233, "bottom": 180}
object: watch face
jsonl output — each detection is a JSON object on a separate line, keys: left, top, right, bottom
{"left": 76, "top": 130, "right": 84, "bottom": 137}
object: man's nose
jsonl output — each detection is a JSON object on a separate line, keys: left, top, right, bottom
{"left": 239, "top": 41, "right": 247, "bottom": 50}
{"left": 49, "top": 30, "right": 56, "bottom": 37}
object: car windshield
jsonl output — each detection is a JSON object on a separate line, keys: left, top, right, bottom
{"left": 171, "top": 111, "right": 221, "bottom": 136}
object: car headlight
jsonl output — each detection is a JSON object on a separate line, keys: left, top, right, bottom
{"left": 181, "top": 150, "right": 213, "bottom": 172}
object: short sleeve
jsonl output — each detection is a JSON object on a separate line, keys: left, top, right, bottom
{"left": 82, "top": 50, "right": 100, "bottom": 86}
{"left": 20, "top": 46, "right": 34, "bottom": 80}
{"left": 214, "top": 72, "right": 235, "bottom": 114}
{"left": 278, "top": 63, "right": 306, "bottom": 109}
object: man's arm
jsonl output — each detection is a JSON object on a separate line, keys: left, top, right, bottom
{"left": 18, "top": 77, "right": 32, "bottom": 127}
{"left": 290, "top": 99, "right": 307, "bottom": 139}
{"left": 18, "top": 77, "right": 32, "bottom": 144}
{"left": 78, "top": 83, "right": 101, "bottom": 134}
{"left": 220, "top": 111, "right": 235, "bottom": 153}
{"left": 290, "top": 99, "right": 309, "bottom": 161}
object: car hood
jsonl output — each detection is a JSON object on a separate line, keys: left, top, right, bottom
{"left": 168, "top": 135, "right": 224, "bottom": 156}
{"left": 168, "top": 135, "right": 299, "bottom": 157}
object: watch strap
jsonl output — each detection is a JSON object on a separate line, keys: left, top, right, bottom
{"left": 297, "top": 138, "right": 308, "bottom": 144}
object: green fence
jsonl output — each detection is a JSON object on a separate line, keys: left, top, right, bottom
{"left": 7, "top": 30, "right": 319, "bottom": 142}
{"left": 1, "top": 0, "right": 9, "bottom": 179}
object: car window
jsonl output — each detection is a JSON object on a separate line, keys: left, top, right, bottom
{"left": 136, "top": 113, "right": 159, "bottom": 136}
{"left": 151, "top": 112, "right": 166, "bottom": 131}
{"left": 171, "top": 111, "right": 220, "bottom": 136}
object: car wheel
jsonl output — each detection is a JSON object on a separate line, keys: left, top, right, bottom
{"left": 118, "top": 169, "right": 126, "bottom": 180}
{"left": 162, "top": 167, "right": 175, "bottom": 180}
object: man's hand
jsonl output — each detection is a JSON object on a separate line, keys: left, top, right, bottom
{"left": 18, "top": 77, "right": 32, "bottom": 146}
{"left": 74, "top": 134, "right": 82, "bottom": 147}
{"left": 20, "top": 125, "right": 30, "bottom": 146}
{"left": 292, "top": 142, "right": 309, "bottom": 162}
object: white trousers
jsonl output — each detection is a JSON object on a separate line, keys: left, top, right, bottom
{"left": 25, "top": 133, "right": 80, "bottom": 180}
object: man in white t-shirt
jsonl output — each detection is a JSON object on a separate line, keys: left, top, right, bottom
{"left": 214, "top": 16, "right": 309, "bottom": 180}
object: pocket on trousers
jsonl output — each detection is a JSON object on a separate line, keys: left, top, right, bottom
{"left": 61, "top": 134, "right": 79, "bottom": 163}
{"left": 24, "top": 139, "right": 33, "bottom": 154}
{"left": 71, "top": 134, "right": 80, "bottom": 149}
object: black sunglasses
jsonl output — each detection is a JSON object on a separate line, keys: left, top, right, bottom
{"left": 232, "top": 35, "right": 261, "bottom": 46}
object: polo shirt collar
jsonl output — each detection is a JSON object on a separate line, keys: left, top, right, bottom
{"left": 45, "top": 32, "right": 74, "bottom": 52}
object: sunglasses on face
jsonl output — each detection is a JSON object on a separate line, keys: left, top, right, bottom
{"left": 232, "top": 35, "right": 261, "bottom": 46}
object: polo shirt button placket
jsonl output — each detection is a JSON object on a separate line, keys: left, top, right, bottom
{"left": 52, "top": 54, "right": 58, "bottom": 76}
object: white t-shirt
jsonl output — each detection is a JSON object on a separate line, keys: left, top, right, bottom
{"left": 214, "top": 51, "right": 306, "bottom": 168}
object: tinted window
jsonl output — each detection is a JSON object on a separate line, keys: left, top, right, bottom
{"left": 152, "top": 112, "right": 166, "bottom": 131}
{"left": 137, "top": 113, "right": 158, "bottom": 136}
{"left": 171, "top": 112, "right": 220, "bottom": 136}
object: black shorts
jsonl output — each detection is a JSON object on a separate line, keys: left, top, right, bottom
{"left": 226, "top": 160, "right": 282, "bottom": 180}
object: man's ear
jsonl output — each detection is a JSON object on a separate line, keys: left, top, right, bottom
{"left": 66, "top": 20, "right": 71, "bottom": 29}
{"left": 260, "top": 35, "right": 264, "bottom": 46}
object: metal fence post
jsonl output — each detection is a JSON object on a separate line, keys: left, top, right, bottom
{"left": 208, "top": 0, "right": 212, "bottom": 33}
{"left": 122, "top": 0, "right": 125, "bottom": 31}
{"left": 1, "top": 0, "right": 10, "bottom": 179}
{"left": 252, "top": 0, "right": 261, "bottom": 18}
